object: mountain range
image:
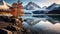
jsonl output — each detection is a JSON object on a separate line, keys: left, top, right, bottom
{"left": 24, "top": 2, "right": 60, "bottom": 14}
{"left": 24, "top": 2, "right": 60, "bottom": 12}
{"left": 24, "top": 2, "right": 41, "bottom": 10}
{"left": 47, "top": 3, "right": 60, "bottom": 14}
{"left": 46, "top": 3, "right": 60, "bottom": 11}
{"left": 0, "top": 1, "right": 60, "bottom": 14}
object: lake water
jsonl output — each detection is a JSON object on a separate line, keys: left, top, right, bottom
{"left": 22, "top": 14, "right": 60, "bottom": 34}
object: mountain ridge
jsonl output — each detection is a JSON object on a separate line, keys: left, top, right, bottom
{"left": 24, "top": 2, "right": 41, "bottom": 10}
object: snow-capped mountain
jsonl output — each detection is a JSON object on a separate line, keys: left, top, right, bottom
{"left": 47, "top": 3, "right": 60, "bottom": 14}
{"left": 0, "top": 0, "right": 11, "bottom": 10}
{"left": 46, "top": 3, "right": 60, "bottom": 11}
{"left": 24, "top": 2, "right": 41, "bottom": 10}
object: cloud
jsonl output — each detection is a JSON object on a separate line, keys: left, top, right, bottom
{"left": 22, "top": 0, "right": 60, "bottom": 7}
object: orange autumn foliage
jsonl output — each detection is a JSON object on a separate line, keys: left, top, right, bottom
{"left": 10, "top": 3, "right": 24, "bottom": 18}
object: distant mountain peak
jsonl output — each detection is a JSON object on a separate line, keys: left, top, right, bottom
{"left": 52, "top": 3, "right": 57, "bottom": 5}
{"left": 46, "top": 3, "right": 60, "bottom": 10}
{"left": 28, "top": 2, "right": 33, "bottom": 4}
{"left": 24, "top": 2, "right": 40, "bottom": 10}
{"left": 51, "top": 3, "right": 59, "bottom": 6}
{"left": 47, "top": 3, "right": 60, "bottom": 14}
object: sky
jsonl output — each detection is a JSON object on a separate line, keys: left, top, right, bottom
{"left": 4, "top": 0, "right": 60, "bottom": 7}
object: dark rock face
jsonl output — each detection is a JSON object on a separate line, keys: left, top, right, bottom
{"left": 5, "top": 26, "right": 16, "bottom": 31}
{"left": 0, "top": 16, "right": 33, "bottom": 34}
{"left": 10, "top": 18, "right": 16, "bottom": 24}
{"left": 0, "top": 16, "right": 10, "bottom": 22}
{"left": 32, "top": 10, "right": 45, "bottom": 18}
{"left": 47, "top": 9, "right": 60, "bottom": 14}
{"left": 33, "top": 10, "right": 45, "bottom": 14}
{"left": 0, "top": 29, "right": 7, "bottom": 34}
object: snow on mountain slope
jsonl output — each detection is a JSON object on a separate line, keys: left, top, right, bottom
{"left": 24, "top": 2, "right": 41, "bottom": 10}
{"left": 0, "top": 0, "right": 11, "bottom": 10}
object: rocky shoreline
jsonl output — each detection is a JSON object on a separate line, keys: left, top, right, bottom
{"left": 0, "top": 16, "right": 32, "bottom": 34}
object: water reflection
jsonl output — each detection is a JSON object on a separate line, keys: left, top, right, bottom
{"left": 23, "top": 14, "right": 60, "bottom": 34}
{"left": 23, "top": 14, "right": 60, "bottom": 24}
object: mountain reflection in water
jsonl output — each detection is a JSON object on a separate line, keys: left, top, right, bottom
{"left": 23, "top": 14, "right": 60, "bottom": 34}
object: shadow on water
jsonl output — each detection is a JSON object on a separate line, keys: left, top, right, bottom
{"left": 47, "top": 15, "right": 60, "bottom": 21}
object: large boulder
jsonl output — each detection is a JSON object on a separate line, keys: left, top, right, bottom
{"left": 0, "top": 29, "right": 12, "bottom": 34}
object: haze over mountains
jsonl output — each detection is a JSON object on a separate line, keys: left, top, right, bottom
{"left": 24, "top": 2, "right": 60, "bottom": 14}
{"left": 24, "top": 2, "right": 60, "bottom": 10}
